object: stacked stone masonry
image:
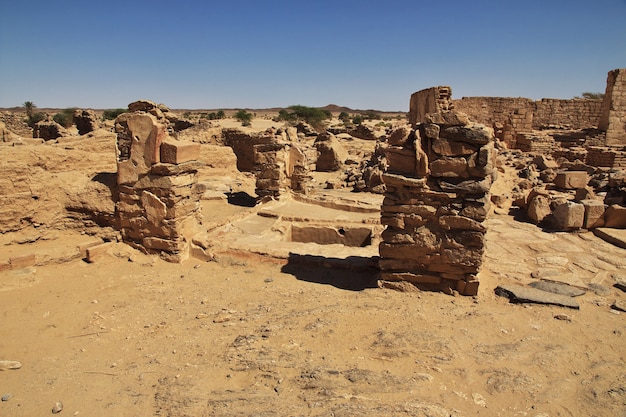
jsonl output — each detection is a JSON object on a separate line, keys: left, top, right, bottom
{"left": 380, "top": 87, "right": 496, "bottom": 296}
{"left": 253, "top": 142, "right": 310, "bottom": 198}
{"left": 599, "top": 68, "right": 626, "bottom": 145}
{"left": 115, "top": 101, "right": 204, "bottom": 262}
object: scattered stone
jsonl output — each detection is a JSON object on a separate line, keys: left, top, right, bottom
{"left": 1, "top": 394, "right": 12, "bottom": 401}
{"left": 613, "top": 275, "right": 626, "bottom": 292}
{"left": 588, "top": 283, "right": 613, "bottom": 296}
{"left": 264, "top": 277, "right": 274, "bottom": 283}
{"left": 611, "top": 300, "right": 626, "bottom": 312}
{"left": 554, "top": 314, "right": 572, "bottom": 321}
{"left": 0, "top": 360, "right": 22, "bottom": 370}
{"left": 52, "top": 401, "right": 63, "bottom": 414}
{"left": 593, "top": 228, "right": 626, "bottom": 249}
{"left": 495, "top": 284, "right": 580, "bottom": 309}
{"left": 529, "top": 280, "right": 586, "bottom": 297}
{"left": 472, "top": 392, "right": 487, "bottom": 407}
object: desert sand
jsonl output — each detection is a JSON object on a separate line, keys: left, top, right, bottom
{"left": 0, "top": 111, "right": 625, "bottom": 417}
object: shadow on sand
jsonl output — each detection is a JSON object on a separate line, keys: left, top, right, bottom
{"left": 281, "top": 253, "right": 379, "bottom": 291}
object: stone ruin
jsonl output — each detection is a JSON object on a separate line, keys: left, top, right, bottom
{"left": 114, "top": 100, "right": 204, "bottom": 262}
{"left": 379, "top": 87, "right": 496, "bottom": 296}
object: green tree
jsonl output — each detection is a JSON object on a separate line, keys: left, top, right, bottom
{"left": 352, "top": 115, "right": 363, "bottom": 125}
{"left": 23, "top": 101, "right": 35, "bottom": 119}
{"left": 338, "top": 111, "right": 350, "bottom": 123}
{"left": 234, "top": 109, "right": 253, "bottom": 126}
{"left": 53, "top": 108, "right": 77, "bottom": 128}
{"left": 216, "top": 110, "right": 225, "bottom": 119}
{"left": 102, "top": 108, "right": 127, "bottom": 120}
{"left": 576, "top": 92, "right": 605, "bottom": 100}
{"left": 277, "top": 105, "right": 331, "bottom": 130}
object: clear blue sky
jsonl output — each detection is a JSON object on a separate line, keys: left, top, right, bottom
{"left": 1, "top": 0, "right": 625, "bottom": 111}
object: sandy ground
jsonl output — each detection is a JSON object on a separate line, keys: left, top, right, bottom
{"left": 0, "top": 115, "right": 625, "bottom": 416}
{"left": 1, "top": 198, "right": 625, "bottom": 417}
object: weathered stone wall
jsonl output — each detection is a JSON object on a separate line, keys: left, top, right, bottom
{"left": 586, "top": 146, "right": 626, "bottom": 168}
{"left": 599, "top": 68, "right": 626, "bottom": 145}
{"left": 454, "top": 97, "right": 602, "bottom": 131}
{"left": 408, "top": 86, "right": 453, "bottom": 126}
{"left": 115, "top": 101, "right": 204, "bottom": 262}
{"left": 533, "top": 99, "right": 603, "bottom": 130}
{"left": 224, "top": 129, "right": 276, "bottom": 172}
{"left": 253, "top": 142, "right": 310, "bottom": 198}
{"left": 380, "top": 97, "right": 496, "bottom": 296}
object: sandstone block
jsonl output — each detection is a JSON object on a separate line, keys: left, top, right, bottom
{"left": 117, "top": 160, "right": 139, "bottom": 185}
{"left": 85, "top": 242, "right": 114, "bottom": 263}
{"left": 552, "top": 201, "right": 584, "bottom": 230}
{"left": 143, "top": 237, "right": 185, "bottom": 252}
{"left": 441, "top": 124, "right": 492, "bottom": 145}
{"left": 141, "top": 190, "right": 167, "bottom": 226}
{"left": 10, "top": 254, "right": 36, "bottom": 269}
{"left": 527, "top": 194, "right": 551, "bottom": 224}
{"left": 423, "top": 123, "right": 440, "bottom": 139}
{"left": 604, "top": 204, "right": 626, "bottom": 228}
{"left": 160, "top": 141, "right": 200, "bottom": 164}
{"left": 581, "top": 199, "right": 606, "bottom": 229}
{"left": 381, "top": 271, "right": 441, "bottom": 284}
{"left": 385, "top": 146, "right": 417, "bottom": 175}
{"left": 439, "top": 215, "right": 486, "bottom": 232}
{"left": 432, "top": 138, "right": 476, "bottom": 156}
{"left": 430, "top": 157, "right": 469, "bottom": 178}
{"left": 457, "top": 279, "right": 480, "bottom": 296}
{"left": 554, "top": 171, "right": 588, "bottom": 190}
{"left": 387, "top": 126, "right": 412, "bottom": 146}
{"left": 425, "top": 111, "right": 469, "bottom": 127}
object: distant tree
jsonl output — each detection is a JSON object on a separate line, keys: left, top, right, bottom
{"left": 576, "top": 92, "right": 605, "bottom": 100}
{"left": 102, "top": 108, "right": 127, "bottom": 120}
{"left": 23, "top": 101, "right": 35, "bottom": 119}
{"left": 277, "top": 105, "right": 331, "bottom": 130}
{"left": 53, "top": 108, "right": 77, "bottom": 128}
{"left": 234, "top": 109, "right": 253, "bottom": 126}
{"left": 23, "top": 101, "right": 46, "bottom": 128}
{"left": 216, "top": 110, "right": 225, "bottom": 119}
{"left": 338, "top": 111, "right": 350, "bottom": 123}
{"left": 352, "top": 115, "right": 363, "bottom": 125}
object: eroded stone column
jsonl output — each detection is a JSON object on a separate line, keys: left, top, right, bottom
{"left": 379, "top": 88, "right": 496, "bottom": 296}
{"left": 115, "top": 101, "right": 204, "bottom": 262}
{"left": 599, "top": 68, "right": 626, "bottom": 146}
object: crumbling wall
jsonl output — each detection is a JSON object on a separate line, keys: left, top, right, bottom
{"left": 408, "top": 86, "right": 453, "bottom": 126}
{"left": 454, "top": 97, "right": 602, "bottom": 132}
{"left": 115, "top": 100, "right": 204, "bottom": 262}
{"left": 253, "top": 142, "right": 310, "bottom": 198}
{"left": 380, "top": 89, "right": 496, "bottom": 296}
{"left": 599, "top": 68, "right": 626, "bottom": 145}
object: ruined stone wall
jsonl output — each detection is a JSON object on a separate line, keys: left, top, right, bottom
{"left": 408, "top": 86, "right": 453, "bottom": 126}
{"left": 115, "top": 101, "right": 204, "bottom": 262}
{"left": 380, "top": 102, "right": 496, "bottom": 296}
{"left": 253, "top": 142, "right": 310, "bottom": 198}
{"left": 533, "top": 99, "right": 603, "bottom": 130}
{"left": 599, "top": 68, "right": 626, "bottom": 145}
{"left": 586, "top": 146, "right": 626, "bottom": 168}
{"left": 454, "top": 97, "right": 602, "bottom": 132}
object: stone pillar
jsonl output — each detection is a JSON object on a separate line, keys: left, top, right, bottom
{"left": 115, "top": 101, "right": 204, "bottom": 262}
{"left": 253, "top": 142, "right": 310, "bottom": 199}
{"left": 379, "top": 88, "right": 496, "bottom": 296}
{"left": 599, "top": 68, "right": 626, "bottom": 145}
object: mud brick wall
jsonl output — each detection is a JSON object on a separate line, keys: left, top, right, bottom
{"left": 599, "top": 68, "right": 626, "bottom": 145}
{"left": 552, "top": 147, "right": 588, "bottom": 163}
{"left": 115, "top": 105, "right": 203, "bottom": 262}
{"left": 380, "top": 95, "right": 496, "bottom": 296}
